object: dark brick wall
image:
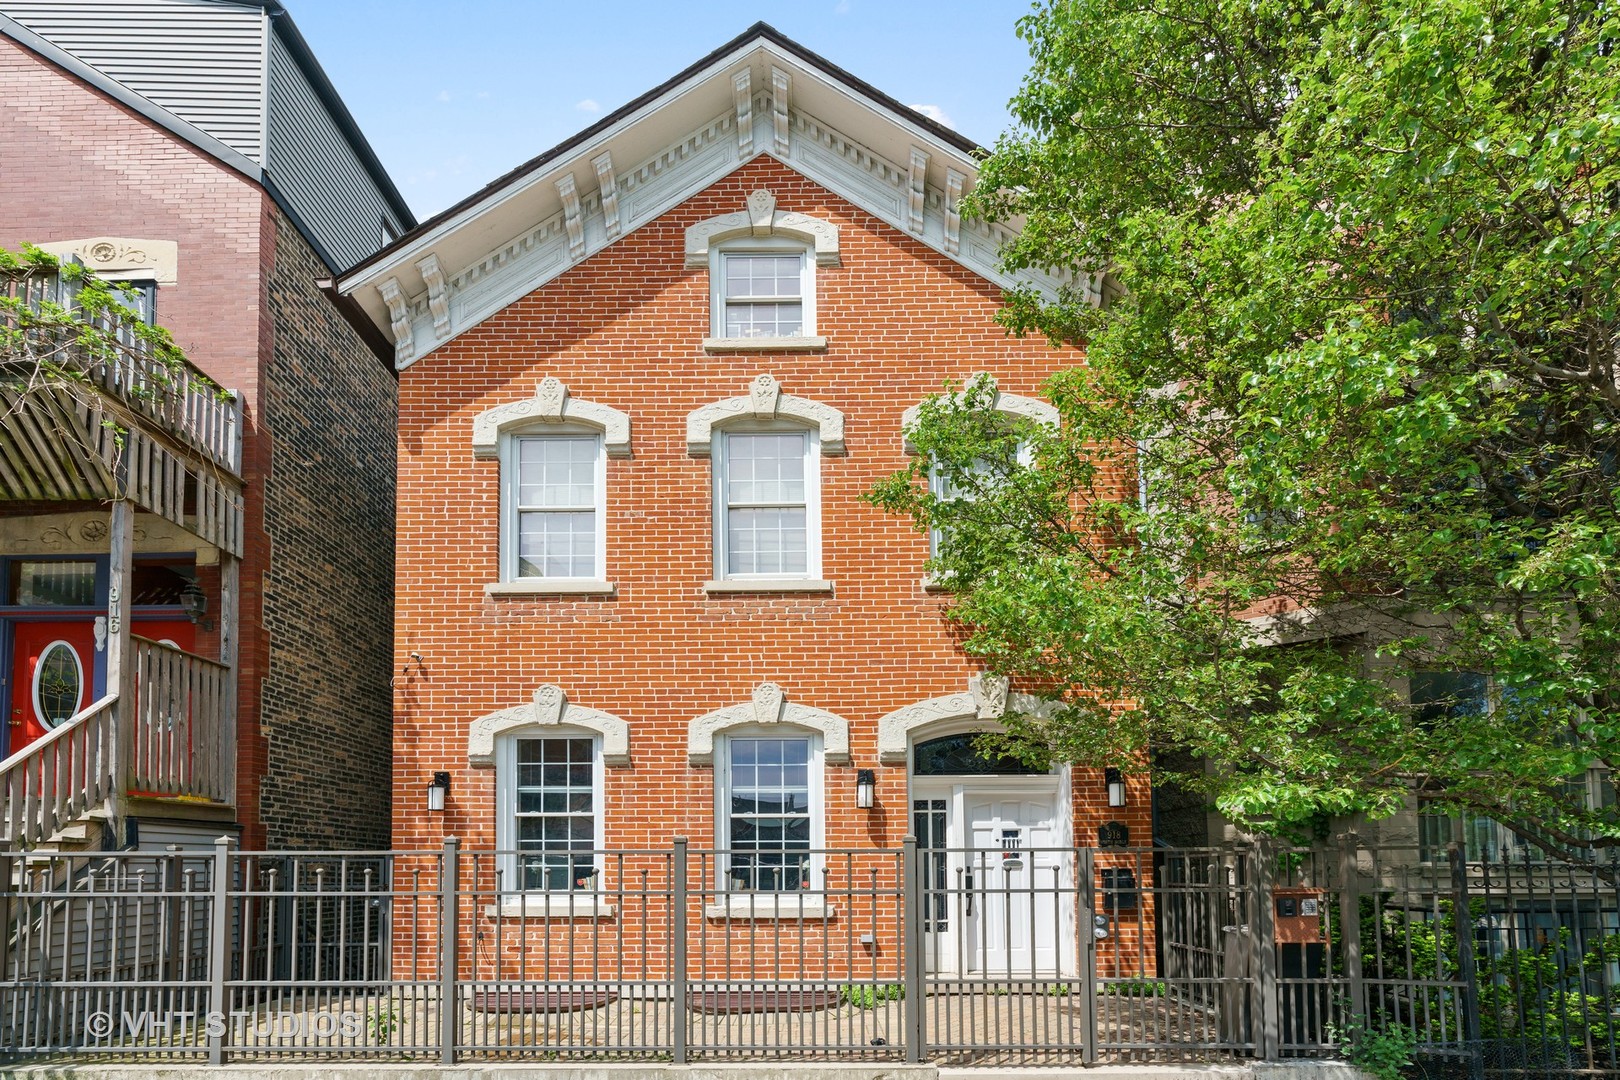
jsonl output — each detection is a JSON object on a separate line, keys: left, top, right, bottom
{"left": 259, "top": 210, "right": 395, "bottom": 849}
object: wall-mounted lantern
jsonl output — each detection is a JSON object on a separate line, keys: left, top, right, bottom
{"left": 426, "top": 771, "right": 451, "bottom": 812}
{"left": 179, "top": 581, "right": 208, "bottom": 625}
{"left": 1105, "top": 767, "right": 1127, "bottom": 808}
{"left": 855, "top": 769, "right": 876, "bottom": 810}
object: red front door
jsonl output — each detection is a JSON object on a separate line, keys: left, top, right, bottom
{"left": 133, "top": 618, "right": 195, "bottom": 653}
{"left": 8, "top": 621, "right": 98, "bottom": 756}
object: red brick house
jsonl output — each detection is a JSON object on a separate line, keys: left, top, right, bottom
{"left": 338, "top": 25, "right": 1147, "bottom": 979}
{"left": 0, "top": 0, "right": 410, "bottom": 852}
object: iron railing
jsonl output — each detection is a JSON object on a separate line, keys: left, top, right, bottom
{"left": 3, "top": 839, "right": 1619, "bottom": 1074}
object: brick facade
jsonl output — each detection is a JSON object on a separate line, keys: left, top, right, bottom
{"left": 259, "top": 208, "right": 396, "bottom": 849}
{"left": 0, "top": 34, "right": 394, "bottom": 849}
{"left": 392, "top": 157, "right": 1152, "bottom": 972}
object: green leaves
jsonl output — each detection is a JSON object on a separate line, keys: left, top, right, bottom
{"left": 878, "top": 0, "right": 1620, "bottom": 859}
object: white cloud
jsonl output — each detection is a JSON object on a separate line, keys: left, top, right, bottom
{"left": 834, "top": 0, "right": 850, "bottom": 12}
{"left": 436, "top": 89, "right": 452, "bottom": 103}
{"left": 575, "top": 98, "right": 601, "bottom": 114}
{"left": 909, "top": 103, "right": 955, "bottom": 129}
{"left": 476, "top": 91, "right": 491, "bottom": 100}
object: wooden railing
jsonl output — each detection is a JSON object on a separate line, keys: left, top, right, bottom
{"left": 129, "top": 635, "right": 231, "bottom": 803}
{"left": 0, "top": 637, "right": 231, "bottom": 850}
{"left": 0, "top": 694, "right": 118, "bottom": 850}
{"left": 2, "top": 272, "right": 242, "bottom": 476}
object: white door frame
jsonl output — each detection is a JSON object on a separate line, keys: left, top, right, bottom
{"left": 909, "top": 770, "right": 1075, "bottom": 977}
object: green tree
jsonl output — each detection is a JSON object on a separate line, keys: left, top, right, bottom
{"left": 870, "top": 1, "right": 1620, "bottom": 858}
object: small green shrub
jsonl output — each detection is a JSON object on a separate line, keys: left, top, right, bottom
{"left": 1328, "top": 1018, "right": 1417, "bottom": 1080}
{"left": 1102, "top": 978, "right": 1166, "bottom": 997}
{"left": 842, "top": 983, "right": 905, "bottom": 1008}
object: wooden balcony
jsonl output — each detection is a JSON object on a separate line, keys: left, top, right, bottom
{"left": 0, "top": 272, "right": 244, "bottom": 555}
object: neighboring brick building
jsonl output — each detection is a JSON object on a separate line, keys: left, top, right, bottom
{"left": 0, "top": 0, "right": 409, "bottom": 850}
{"left": 338, "top": 25, "right": 1147, "bottom": 978}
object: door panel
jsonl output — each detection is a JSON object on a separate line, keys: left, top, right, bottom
{"left": 965, "top": 794, "right": 1063, "bottom": 975}
{"left": 8, "top": 621, "right": 98, "bottom": 755}
{"left": 133, "top": 618, "right": 195, "bottom": 653}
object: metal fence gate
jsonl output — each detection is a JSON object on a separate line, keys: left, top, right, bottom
{"left": 4, "top": 838, "right": 1618, "bottom": 1074}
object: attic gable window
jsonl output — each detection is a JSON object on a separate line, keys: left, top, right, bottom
{"left": 687, "top": 190, "right": 837, "bottom": 353}
{"left": 720, "top": 246, "right": 809, "bottom": 339}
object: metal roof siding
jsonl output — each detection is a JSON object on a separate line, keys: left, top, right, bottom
{"left": 2, "top": 0, "right": 268, "bottom": 160}
{"left": 265, "top": 31, "right": 404, "bottom": 272}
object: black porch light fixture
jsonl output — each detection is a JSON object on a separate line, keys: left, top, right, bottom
{"left": 1105, "top": 768, "right": 1127, "bottom": 807}
{"left": 427, "top": 771, "right": 451, "bottom": 812}
{"left": 855, "top": 769, "right": 876, "bottom": 810}
{"left": 179, "top": 580, "right": 207, "bottom": 625}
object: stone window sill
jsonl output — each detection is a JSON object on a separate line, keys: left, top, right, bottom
{"left": 704, "top": 895, "right": 835, "bottom": 920}
{"left": 485, "top": 580, "right": 616, "bottom": 598}
{"left": 703, "top": 336, "right": 828, "bottom": 353}
{"left": 703, "top": 578, "right": 834, "bottom": 595}
{"left": 485, "top": 894, "right": 616, "bottom": 919}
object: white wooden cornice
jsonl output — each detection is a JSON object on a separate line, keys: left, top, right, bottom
{"left": 340, "top": 40, "right": 1099, "bottom": 371}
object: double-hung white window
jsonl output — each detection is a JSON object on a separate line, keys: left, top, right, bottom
{"left": 718, "top": 733, "right": 820, "bottom": 892}
{"left": 928, "top": 443, "right": 1032, "bottom": 560}
{"left": 716, "top": 425, "right": 820, "bottom": 580}
{"left": 504, "top": 431, "right": 604, "bottom": 581}
{"left": 499, "top": 734, "right": 602, "bottom": 891}
{"left": 712, "top": 242, "right": 814, "bottom": 340}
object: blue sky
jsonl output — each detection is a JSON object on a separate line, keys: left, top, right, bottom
{"left": 281, "top": 1, "right": 1038, "bottom": 219}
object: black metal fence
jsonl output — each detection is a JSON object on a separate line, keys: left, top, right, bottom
{"left": 3, "top": 838, "right": 1618, "bottom": 1074}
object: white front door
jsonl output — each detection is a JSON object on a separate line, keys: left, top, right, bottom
{"left": 914, "top": 782, "right": 1070, "bottom": 977}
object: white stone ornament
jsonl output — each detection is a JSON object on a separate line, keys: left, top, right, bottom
{"left": 748, "top": 189, "right": 777, "bottom": 235}
{"left": 752, "top": 682, "right": 786, "bottom": 725}
{"left": 534, "top": 683, "right": 565, "bottom": 725}
{"left": 535, "top": 377, "right": 567, "bottom": 420}
{"left": 687, "top": 687, "right": 851, "bottom": 765}
{"left": 468, "top": 684, "right": 631, "bottom": 766}
{"left": 969, "top": 673, "right": 1010, "bottom": 720}
{"left": 749, "top": 373, "right": 781, "bottom": 417}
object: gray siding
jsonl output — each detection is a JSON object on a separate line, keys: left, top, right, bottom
{"left": 266, "top": 31, "right": 403, "bottom": 271}
{"left": 2, "top": 0, "right": 266, "bottom": 161}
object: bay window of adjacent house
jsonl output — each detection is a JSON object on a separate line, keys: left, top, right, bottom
{"left": 716, "top": 425, "right": 819, "bottom": 580}
{"left": 500, "top": 734, "right": 601, "bottom": 891}
{"left": 1412, "top": 671, "right": 1526, "bottom": 863}
{"left": 504, "top": 431, "right": 604, "bottom": 581}
{"left": 720, "top": 734, "right": 819, "bottom": 891}
{"left": 712, "top": 243, "right": 813, "bottom": 339}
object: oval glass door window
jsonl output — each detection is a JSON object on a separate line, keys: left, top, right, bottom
{"left": 33, "top": 640, "right": 84, "bottom": 729}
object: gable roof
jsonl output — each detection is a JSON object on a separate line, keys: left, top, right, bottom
{"left": 337, "top": 23, "right": 1103, "bottom": 370}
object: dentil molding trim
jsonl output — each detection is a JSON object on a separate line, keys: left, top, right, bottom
{"left": 468, "top": 684, "right": 631, "bottom": 766}
{"left": 472, "top": 377, "right": 632, "bottom": 459}
{"left": 686, "top": 374, "right": 844, "bottom": 456}
{"left": 687, "top": 683, "right": 851, "bottom": 766}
